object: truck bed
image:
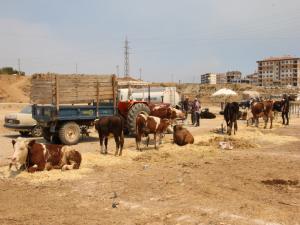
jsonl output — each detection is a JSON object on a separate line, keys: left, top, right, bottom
{"left": 33, "top": 103, "right": 115, "bottom": 124}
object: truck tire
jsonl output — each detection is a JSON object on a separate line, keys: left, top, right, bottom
{"left": 31, "top": 125, "right": 43, "bottom": 137}
{"left": 127, "top": 103, "right": 150, "bottom": 136}
{"left": 58, "top": 122, "right": 80, "bottom": 145}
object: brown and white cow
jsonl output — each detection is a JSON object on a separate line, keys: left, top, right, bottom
{"left": 251, "top": 100, "right": 274, "bottom": 129}
{"left": 173, "top": 125, "right": 194, "bottom": 146}
{"left": 9, "top": 138, "right": 81, "bottom": 173}
{"left": 136, "top": 114, "right": 170, "bottom": 150}
{"left": 150, "top": 104, "right": 185, "bottom": 125}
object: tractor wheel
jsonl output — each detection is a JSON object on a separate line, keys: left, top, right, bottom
{"left": 58, "top": 122, "right": 80, "bottom": 145}
{"left": 127, "top": 103, "right": 150, "bottom": 136}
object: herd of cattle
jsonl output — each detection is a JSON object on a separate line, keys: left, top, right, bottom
{"left": 224, "top": 95, "right": 291, "bottom": 135}
{"left": 8, "top": 96, "right": 292, "bottom": 173}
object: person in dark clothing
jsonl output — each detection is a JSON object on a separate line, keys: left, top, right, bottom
{"left": 183, "top": 97, "right": 189, "bottom": 119}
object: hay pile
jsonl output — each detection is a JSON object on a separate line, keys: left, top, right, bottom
{"left": 0, "top": 151, "right": 139, "bottom": 184}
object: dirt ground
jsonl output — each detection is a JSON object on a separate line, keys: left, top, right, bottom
{"left": 0, "top": 104, "right": 299, "bottom": 225}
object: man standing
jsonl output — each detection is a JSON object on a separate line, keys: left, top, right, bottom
{"left": 192, "top": 98, "right": 201, "bottom": 127}
{"left": 183, "top": 97, "right": 189, "bottom": 120}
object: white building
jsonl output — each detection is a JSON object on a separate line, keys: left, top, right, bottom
{"left": 201, "top": 73, "right": 217, "bottom": 84}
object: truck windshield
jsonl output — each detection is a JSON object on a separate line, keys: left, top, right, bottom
{"left": 20, "top": 105, "right": 32, "bottom": 114}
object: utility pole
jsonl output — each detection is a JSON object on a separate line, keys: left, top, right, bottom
{"left": 139, "top": 68, "right": 142, "bottom": 80}
{"left": 124, "top": 37, "right": 130, "bottom": 78}
{"left": 116, "top": 65, "right": 120, "bottom": 77}
{"left": 18, "top": 58, "right": 21, "bottom": 75}
{"left": 75, "top": 63, "right": 78, "bottom": 74}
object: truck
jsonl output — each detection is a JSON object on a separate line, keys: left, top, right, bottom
{"left": 31, "top": 73, "right": 151, "bottom": 145}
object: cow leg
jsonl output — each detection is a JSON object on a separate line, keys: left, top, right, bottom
{"left": 255, "top": 117, "right": 259, "bottom": 127}
{"left": 286, "top": 112, "right": 289, "bottom": 125}
{"left": 119, "top": 132, "right": 124, "bottom": 156}
{"left": 136, "top": 133, "right": 141, "bottom": 151}
{"left": 146, "top": 135, "right": 150, "bottom": 148}
{"left": 104, "top": 137, "right": 108, "bottom": 154}
{"left": 270, "top": 115, "right": 273, "bottom": 129}
{"left": 154, "top": 133, "right": 158, "bottom": 149}
{"left": 45, "top": 162, "right": 54, "bottom": 171}
{"left": 61, "top": 160, "right": 80, "bottom": 171}
{"left": 99, "top": 135, "right": 104, "bottom": 154}
{"left": 234, "top": 121, "right": 238, "bottom": 135}
{"left": 28, "top": 163, "right": 45, "bottom": 173}
{"left": 113, "top": 134, "right": 120, "bottom": 156}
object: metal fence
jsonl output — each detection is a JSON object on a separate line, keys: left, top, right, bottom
{"left": 290, "top": 101, "right": 300, "bottom": 118}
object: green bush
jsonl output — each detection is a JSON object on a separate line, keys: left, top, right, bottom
{"left": 0, "top": 67, "right": 25, "bottom": 75}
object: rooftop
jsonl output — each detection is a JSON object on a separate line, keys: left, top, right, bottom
{"left": 258, "top": 55, "right": 300, "bottom": 62}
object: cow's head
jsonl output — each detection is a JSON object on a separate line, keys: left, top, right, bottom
{"left": 9, "top": 138, "right": 35, "bottom": 170}
{"left": 173, "top": 124, "right": 183, "bottom": 133}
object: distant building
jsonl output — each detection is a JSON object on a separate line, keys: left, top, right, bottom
{"left": 216, "top": 73, "right": 226, "bottom": 84}
{"left": 246, "top": 72, "right": 259, "bottom": 86}
{"left": 257, "top": 56, "right": 300, "bottom": 87}
{"left": 226, "top": 71, "right": 242, "bottom": 83}
{"left": 201, "top": 73, "right": 217, "bottom": 84}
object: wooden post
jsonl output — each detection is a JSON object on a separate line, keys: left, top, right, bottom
{"left": 148, "top": 85, "right": 151, "bottom": 103}
{"left": 55, "top": 75, "right": 59, "bottom": 112}
{"left": 96, "top": 81, "right": 99, "bottom": 117}
{"left": 112, "top": 75, "right": 117, "bottom": 114}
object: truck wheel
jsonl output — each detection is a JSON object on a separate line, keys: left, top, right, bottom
{"left": 31, "top": 125, "right": 43, "bottom": 137}
{"left": 127, "top": 103, "right": 150, "bottom": 136}
{"left": 42, "top": 128, "right": 51, "bottom": 142}
{"left": 58, "top": 122, "right": 80, "bottom": 145}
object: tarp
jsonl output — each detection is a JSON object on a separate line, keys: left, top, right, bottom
{"left": 212, "top": 88, "right": 237, "bottom": 97}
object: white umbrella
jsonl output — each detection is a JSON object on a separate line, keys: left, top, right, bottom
{"left": 212, "top": 88, "right": 237, "bottom": 97}
{"left": 242, "top": 90, "right": 260, "bottom": 99}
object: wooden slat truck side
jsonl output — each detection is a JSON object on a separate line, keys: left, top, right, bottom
{"left": 31, "top": 73, "right": 117, "bottom": 145}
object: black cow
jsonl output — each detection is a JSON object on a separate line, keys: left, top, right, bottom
{"left": 200, "top": 108, "right": 216, "bottom": 119}
{"left": 224, "top": 102, "right": 239, "bottom": 135}
{"left": 95, "top": 116, "right": 124, "bottom": 156}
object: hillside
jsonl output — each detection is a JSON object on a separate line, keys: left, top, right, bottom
{"left": 0, "top": 74, "right": 299, "bottom": 104}
{"left": 0, "top": 75, "right": 30, "bottom": 103}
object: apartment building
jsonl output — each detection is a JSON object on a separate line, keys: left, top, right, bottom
{"left": 246, "top": 72, "right": 259, "bottom": 86}
{"left": 216, "top": 73, "right": 226, "bottom": 84}
{"left": 200, "top": 73, "right": 217, "bottom": 84}
{"left": 257, "top": 56, "right": 300, "bottom": 87}
{"left": 226, "top": 71, "right": 242, "bottom": 83}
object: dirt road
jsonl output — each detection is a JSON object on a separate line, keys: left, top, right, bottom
{"left": 0, "top": 113, "right": 299, "bottom": 225}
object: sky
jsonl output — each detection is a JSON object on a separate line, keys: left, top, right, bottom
{"left": 0, "top": 0, "right": 300, "bottom": 82}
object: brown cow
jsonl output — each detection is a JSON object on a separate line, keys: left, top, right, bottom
{"left": 251, "top": 100, "right": 274, "bottom": 129}
{"left": 95, "top": 116, "right": 124, "bottom": 156}
{"left": 173, "top": 125, "right": 194, "bottom": 146}
{"left": 9, "top": 138, "right": 81, "bottom": 173}
{"left": 136, "top": 114, "right": 170, "bottom": 150}
{"left": 150, "top": 104, "right": 185, "bottom": 125}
